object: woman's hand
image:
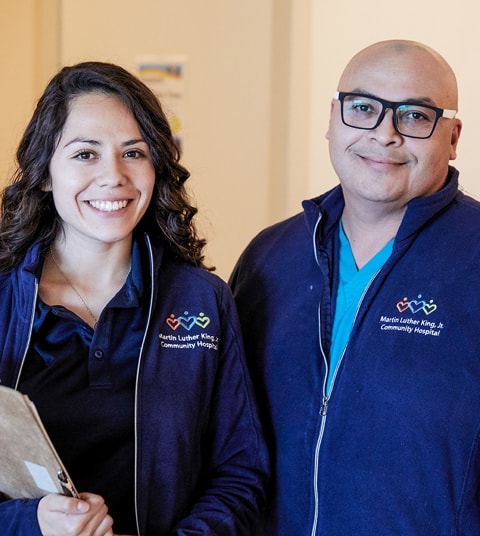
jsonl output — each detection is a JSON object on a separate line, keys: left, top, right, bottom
{"left": 37, "top": 492, "right": 113, "bottom": 536}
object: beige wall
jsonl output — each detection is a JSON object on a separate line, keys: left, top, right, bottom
{"left": 2, "top": 1, "right": 479, "bottom": 279}
{"left": 0, "top": 1, "right": 34, "bottom": 180}
{"left": 0, "top": 0, "right": 59, "bottom": 181}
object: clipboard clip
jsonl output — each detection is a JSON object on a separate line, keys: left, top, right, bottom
{"left": 57, "top": 470, "right": 79, "bottom": 498}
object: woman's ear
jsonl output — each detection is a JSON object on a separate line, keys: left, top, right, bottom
{"left": 40, "top": 177, "right": 52, "bottom": 192}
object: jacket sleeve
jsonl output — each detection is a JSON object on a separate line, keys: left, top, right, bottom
{"left": 170, "top": 290, "right": 269, "bottom": 535}
{"left": 0, "top": 497, "right": 42, "bottom": 535}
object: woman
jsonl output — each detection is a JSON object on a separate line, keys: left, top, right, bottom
{"left": 0, "top": 62, "right": 268, "bottom": 535}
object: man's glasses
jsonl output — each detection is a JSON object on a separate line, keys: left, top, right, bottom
{"left": 334, "top": 91, "right": 457, "bottom": 139}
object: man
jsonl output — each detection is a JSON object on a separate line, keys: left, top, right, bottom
{"left": 230, "top": 40, "right": 480, "bottom": 535}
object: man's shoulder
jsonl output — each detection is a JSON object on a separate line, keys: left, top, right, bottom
{"left": 243, "top": 186, "right": 343, "bottom": 258}
{"left": 444, "top": 190, "right": 480, "bottom": 230}
{"left": 242, "top": 211, "right": 311, "bottom": 260}
{"left": 455, "top": 190, "right": 480, "bottom": 213}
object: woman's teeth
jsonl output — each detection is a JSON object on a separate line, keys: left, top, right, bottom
{"left": 89, "top": 200, "right": 128, "bottom": 212}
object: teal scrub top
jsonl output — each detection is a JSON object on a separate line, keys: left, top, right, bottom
{"left": 327, "top": 223, "right": 394, "bottom": 394}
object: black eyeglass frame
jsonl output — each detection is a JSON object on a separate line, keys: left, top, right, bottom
{"left": 334, "top": 91, "right": 457, "bottom": 139}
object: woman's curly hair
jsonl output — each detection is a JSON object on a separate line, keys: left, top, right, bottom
{"left": 0, "top": 61, "right": 210, "bottom": 271}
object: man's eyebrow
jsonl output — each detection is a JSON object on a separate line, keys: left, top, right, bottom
{"left": 348, "top": 89, "right": 437, "bottom": 106}
{"left": 398, "top": 97, "right": 437, "bottom": 106}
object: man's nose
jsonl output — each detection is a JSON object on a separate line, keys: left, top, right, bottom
{"left": 370, "top": 108, "right": 402, "bottom": 142}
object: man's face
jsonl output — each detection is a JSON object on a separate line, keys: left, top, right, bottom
{"left": 326, "top": 45, "right": 462, "bottom": 210}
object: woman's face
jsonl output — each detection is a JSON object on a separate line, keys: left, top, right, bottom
{"left": 48, "top": 92, "right": 155, "bottom": 248}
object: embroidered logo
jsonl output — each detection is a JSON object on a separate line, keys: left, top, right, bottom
{"left": 159, "top": 310, "right": 219, "bottom": 352}
{"left": 166, "top": 311, "right": 211, "bottom": 331}
{"left": 396, "top": 294, "right": 437, "bottom": 316}
{"left": 378, "top": 292, "right": 445, "bottom": 338}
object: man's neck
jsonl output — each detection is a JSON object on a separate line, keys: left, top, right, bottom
{"left": 341, "top": 205, "right": 404, "bottom": 270}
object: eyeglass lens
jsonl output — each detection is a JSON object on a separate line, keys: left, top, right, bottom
{"left": 341, "top": 94, "right": 438, "bottom": 138}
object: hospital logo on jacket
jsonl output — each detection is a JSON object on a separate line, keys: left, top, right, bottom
{"left": 396, "top": 294, "right": 437, "bottom": 315}
{"left": 378, "top": 293, "right": 445, "bottom": 338}
{"left": 158, "top": 310, "right": 219, "bottom": 351}
{"left": 165, "top": 311, "right": 211, "bottom": 331}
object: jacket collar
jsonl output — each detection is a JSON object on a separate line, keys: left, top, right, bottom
{"left": 302, "top": 165, "right": 460, "bottom": 245}
{"left": 16, "top": 232, "right": 166, "bottom": 318}
{"left": 396, "top": 166, "right": 459, "bottom": 242}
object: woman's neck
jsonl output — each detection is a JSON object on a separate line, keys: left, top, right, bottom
{"left": 39, "top": 236, "right": 133, "bottom": 328}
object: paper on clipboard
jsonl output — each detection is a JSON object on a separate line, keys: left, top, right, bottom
{"left": 0, "top": 385, "right": 77, "bottom": 499}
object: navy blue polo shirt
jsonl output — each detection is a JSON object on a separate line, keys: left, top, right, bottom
{"left": 18, "top": 240, "right": 149, "bottom": 535}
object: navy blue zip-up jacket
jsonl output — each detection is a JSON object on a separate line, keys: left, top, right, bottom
{"left": 0, "top": 234, "right": 268, "bottom": 535}
{"left": 230, "top": 166, "right": 480, "bottom": 535}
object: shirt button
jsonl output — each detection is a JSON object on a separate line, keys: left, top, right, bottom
{"left": 94, "top": 349, "right": 104, "bottom": 360}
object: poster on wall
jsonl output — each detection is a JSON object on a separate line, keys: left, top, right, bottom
{"left": 135, "top": 55, "right": 187, "bottom": 153}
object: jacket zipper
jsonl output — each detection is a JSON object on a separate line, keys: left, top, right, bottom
{"left": 14, "top": 280, "right": 39, "bottom": 390}
{"left": 133, "top": 235, "right": 155, "bottom": 536}
{"left": 311, "top": 214, "right": 383, "bottom": 534}
{"left": 310, "top": 297, "right": 330, "bottom": 536}
{"left": 310, "top": 212, "right": 328, "bottom": 536}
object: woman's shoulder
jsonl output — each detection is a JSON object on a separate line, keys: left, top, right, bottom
{"left": 160, "top": 255, "right": 230, "bottom": 293}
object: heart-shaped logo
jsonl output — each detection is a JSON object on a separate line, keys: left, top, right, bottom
{"left": 196, "top": 313, "right": 211, "bottom": 328}
{"left": 423, "top": 303, "right": 437, "bottom": 315}
{"left": 396, "top": 298, "right": 409, "bottom": 313}
{"left": 408, "top": 300, "right": 426, "bottom": 314}
{"left": 178, "top": 316, "right": 197, "bottom": 331}
{"left": 166, "top": 316, "right": 180, "bottom": 330}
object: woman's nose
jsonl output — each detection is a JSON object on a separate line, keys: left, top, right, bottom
{"left": 96, "top": 157, "right": 127, "bottom": 187}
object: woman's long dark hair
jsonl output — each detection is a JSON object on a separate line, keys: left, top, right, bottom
{"left": 0, "top": 61, "right": 210, "bottom": 271}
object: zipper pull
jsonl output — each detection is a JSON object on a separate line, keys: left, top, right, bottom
{"left": 320, "top": 397, "right": 329, "bottom": 417}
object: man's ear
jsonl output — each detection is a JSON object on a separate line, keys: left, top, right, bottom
{"left": 449, "top": 119, "right": 462, "bottom": 161}
{"left": 325, "top": 100, "right": 336, "bottom": 141}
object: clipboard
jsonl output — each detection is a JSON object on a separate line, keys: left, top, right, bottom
{"left": 0, "top": 384, "right": 78, "bottom": 499}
